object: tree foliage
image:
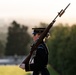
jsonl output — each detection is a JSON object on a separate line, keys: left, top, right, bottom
{"left": 5, "top": 21, "right": 31, "bottom": 55}
{"left": 0, "top": 40, "right": 5, "bottom": 57}
{"left": 47, "top": 24, "right": 76, "bottom": 75}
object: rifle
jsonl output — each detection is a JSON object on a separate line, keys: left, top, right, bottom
{"left": 19, "top": 3, "right": 70, "bottom": 71}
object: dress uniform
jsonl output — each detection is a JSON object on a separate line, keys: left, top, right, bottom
{"left": 25, "top": 28, "right": 50, "bottom": 75}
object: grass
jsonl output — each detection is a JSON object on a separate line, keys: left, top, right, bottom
{"left": 47, "top": 64, "right": 59, "bottom": 75}
{"left": 0, "top": 65, "right": 59, "bottom": 75}
{"left": 0, "top": 65, "right": 32, "bottom": 75}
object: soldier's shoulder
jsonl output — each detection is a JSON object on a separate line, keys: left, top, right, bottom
{"left": 38, "top": 43, "right": 45, "bottom": 49}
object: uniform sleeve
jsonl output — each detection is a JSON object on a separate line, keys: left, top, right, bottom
{"left": 25, "top": 63, "right": 35, "bottom": 71}
{"left": 36, "top": 47, "right": 46, "bottom": 64}
{"left": 34, "top": 45, "right": 48, "bottom": 69}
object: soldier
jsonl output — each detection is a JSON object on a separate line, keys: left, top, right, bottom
{"left": 20, "top": 28, "right": 50, "bottom": 75}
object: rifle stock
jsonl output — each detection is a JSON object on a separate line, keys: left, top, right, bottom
{"left": 20, "top": 3, "right": 70, "bottom": 67}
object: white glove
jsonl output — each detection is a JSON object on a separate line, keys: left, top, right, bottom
{"left": 19, "top": 63, "right": 25, "bottom": 70}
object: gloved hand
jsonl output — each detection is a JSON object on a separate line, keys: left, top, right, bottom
{"left": 19, "top": 63, "right": 25, "bottom": 70}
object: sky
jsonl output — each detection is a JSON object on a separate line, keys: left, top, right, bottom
{"left": 0, "top": 0, "right": 76, "bottom": 27}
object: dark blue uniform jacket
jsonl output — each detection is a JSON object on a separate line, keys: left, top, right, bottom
{"left": 25, "top": 41, "right": 50, "bottom": 75}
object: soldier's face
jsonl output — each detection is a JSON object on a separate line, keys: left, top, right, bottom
{"left": 33, "top": 34, "right": 40, "bottom": 41}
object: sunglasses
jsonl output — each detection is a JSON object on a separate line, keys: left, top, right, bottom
{"left": 33, "top": 33, "right": 37, "bottom": 36}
